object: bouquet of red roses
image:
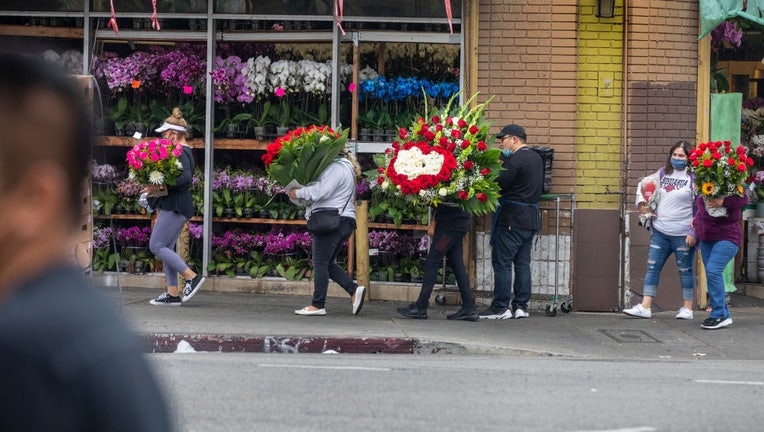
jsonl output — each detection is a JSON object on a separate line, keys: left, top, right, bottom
{"left": 262, "top": 125, "right": 349, "bottom": 187}
{"left": 689, "top": 140, "right": 752, "bottom": 198}
{"left": 375, "top": 94, "right": 502, "bottom": 215}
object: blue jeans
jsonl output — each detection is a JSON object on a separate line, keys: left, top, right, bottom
{"left": 643, "top": 228, "right": 695, "bottom": 300}
{"left": 699, "top": 240, "right": 738, "bottom": 319}
{"left": 491, "top": 226, "right": 535, "bottom": 311}
{"left": 414, "top": 226, "right": 473, "bottom": 310}
{"left": 310, "top": 217, "right": 358, "bottom": 309}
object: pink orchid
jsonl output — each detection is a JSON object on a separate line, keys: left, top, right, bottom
{"left": 275, "top": 87, "right": 285, "bottom": 97}
{"left": 348, "top": 83, "right": 356, "bottom": 92}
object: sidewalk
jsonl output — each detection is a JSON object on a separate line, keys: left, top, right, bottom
{"left": 111, "top": 286, "right": 764, "bottom": 360}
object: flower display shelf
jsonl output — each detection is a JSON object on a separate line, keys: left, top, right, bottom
{"left": 98, "top": 136, "right": 269, "bottom": 151}
{"left": 189, "top": 217, "right": 306, "bottom": 225}
{"left": 95, "top": 214, "right": 152, "bottom": 221}
{"left": 368, "top": 222, "right": 427, "bottom": 231}
{"left": 0, "top": 24, "right": 84, "bottom": 39}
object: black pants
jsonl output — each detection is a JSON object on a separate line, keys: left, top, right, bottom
{"left": 310, "top": 217, "right": 358, "bottom": 309}
{"left": 414, "top": 226, "right": 473, "bottom": 310}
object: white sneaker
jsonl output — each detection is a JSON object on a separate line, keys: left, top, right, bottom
{"left": 352, "top": 286, "right": 366, "bottom": 315}
{"left": 294, "top": 307, "right": 327, "bottom": 316}
{"left": 623, "top": 303, "right": 651, "bottom": 318}
{"left": 514, "top": 308, "right": 529, "bottom": 319}
{"left": 675, "top": 307, "right": 693, "bottom": 320}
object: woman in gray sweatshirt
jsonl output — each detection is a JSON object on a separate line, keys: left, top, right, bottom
{"left": 288, "top": 153, "right": 366, "bottom": 316}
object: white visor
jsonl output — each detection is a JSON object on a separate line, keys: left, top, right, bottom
{"left": 154, "top": 121, "right": 187, "bottom": 133}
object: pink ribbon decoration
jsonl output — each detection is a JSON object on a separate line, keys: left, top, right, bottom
{"left": 107, "top": 0, "right": 119, "bottom": 35}
{"left": 335, "top": 0, "right": 345, "bottom": 35}
{"left": 151, "top": 0, "right": 161, "bottom": 31}
{"left": 445, "top": 0, "right": 453, "bottom": 34}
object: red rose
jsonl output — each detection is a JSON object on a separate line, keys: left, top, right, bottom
{"left": 378, "top": 167, "right": 385, "bottom": 173}
{"left": 446, "top": 117, "right": 454, "bottom": 126}
{"left": 728, "top": 157, "right": 737, "bottom": 166}
{"left": 458, "top": 190, "right": 469, "bottom": 200}
{"left": 439, "top": 136, "right": 449, "bottom": 146}
{"left": 432, "top": 116, "right": 441, "bottom": 124}
{"left": 688, "top": 152, "right": 698, "bottom": 160}
{"left": 477, "top": 141, "right": 487, "bottom": 151}
{"left": 712, "top": 152, "right": 721, "bottom": 160}
{"left": 698, "top": 143, "right": 707, "bottom": 151}
{"left": 469, "top": 125, "right": 479, "bottom": 135}
{"left": 476, "top": 193, "right": 487, "bottom": 202}
{"left": 399, "top": 128, "right": 408, "bottom": 139}
{"left": 748, "top": 157, "right": 755, "bottom": 166}
{"left": 709, "top": 143, "right": 717, "bottom": 152}
{"left": 480, "top": 167, "right": 490, "bottom": 176}
{"left": 692, "top": 159, "right": 700, "bottom": 167}
{"left": 724, "top": 146, "right": 731, "bottom": 153}
{"left": 436, "top": 124, "right": 443, "bottom": 132}
{"left": 463, "top": 160, "right": 474, "bottom": 170}
{"left": 452, "top": 129, "right": 461, "bottom": 139}
{"left": 737, "top": 146, "right": 746, "bottom": 154}
{"left": 724, "top": 140, "right": 732, "bottom": 146}
{"left": 738, "top": 163, "right": 747, "bottom": 172}
{"left": 424, "top": 131, "right": 436, "bottom": 142}
{"left": 377, "top": 176, "right": 384, "bottom": 184}
{"left": 458, "top": 119, "right": 467, "bottom": 128}
{"left": 703, "top": 159, "right": 713, "bottom": 168}
{"left": 461, "top": 140, "right": 470, "bottom": 149}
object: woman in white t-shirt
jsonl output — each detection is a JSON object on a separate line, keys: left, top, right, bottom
{"left": 625, "top": 141, "right": 697, "bottom": 320}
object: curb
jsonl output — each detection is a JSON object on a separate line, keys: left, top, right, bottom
{"left": 142, "top": 334, "right": 562, "bottom": 356}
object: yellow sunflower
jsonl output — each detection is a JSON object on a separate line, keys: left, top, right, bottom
{"left": 701, "top": 181, "right": 715, "bottom": 196}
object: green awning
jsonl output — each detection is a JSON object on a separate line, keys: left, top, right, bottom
{"left": 700, "top": 0, "right": 764, "bottom": 39}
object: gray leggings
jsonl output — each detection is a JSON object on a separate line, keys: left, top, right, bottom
{"left": 149, "top": 210, "right": 190, "bottom": 288}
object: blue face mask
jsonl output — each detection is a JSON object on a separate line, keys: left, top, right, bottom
{"left": 670, "top": 158, "right": 687, "bottom": 170}
{"left": 502, "top": 149, "right": 512, "bottom": 157}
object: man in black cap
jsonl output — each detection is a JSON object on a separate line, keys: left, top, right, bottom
{"left": 479, "top": 124, "right": 544, "bottom": 320}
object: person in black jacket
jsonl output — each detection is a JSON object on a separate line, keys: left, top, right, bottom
{"left": 147, "top": 108, "right": 205, "bottom": 305}
{"left": 0, "top": 52, "right": 171, "bottom": 431}
{"left": 396, "top": 204, "right": 478, "bottom": 321}
{"left": 479, "top": 124, "right": 544, "bottom": 320}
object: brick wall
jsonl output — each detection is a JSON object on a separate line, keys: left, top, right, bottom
{"left": 576, "top": 0, "right": 624, "bottom": 209}
{"left": 476, "top": 0, "right": 578, "bottom": 199}
{"left": 626, "top": 0, "right": 699, "bottom": 191}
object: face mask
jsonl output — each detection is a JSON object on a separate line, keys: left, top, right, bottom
{"left": 502, "top": 149, "right": 512, "bottom": 157}
{"left": 670, "top": 158, "right": 687, "bottom": 170}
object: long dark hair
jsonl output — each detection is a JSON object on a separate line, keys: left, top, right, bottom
{"left": 664, "top": 140, "right": 692, "bottom": 175}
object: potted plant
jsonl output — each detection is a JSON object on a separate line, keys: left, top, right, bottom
{"left": 248, "top": 101, "right": 274, "bottom": 141}
{"left": 107, "top": 97, "right": 130, "bottom": 136}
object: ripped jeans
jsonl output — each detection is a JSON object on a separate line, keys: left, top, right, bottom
{"left": 643, "top": 228, "right": 695, "bottom": 300}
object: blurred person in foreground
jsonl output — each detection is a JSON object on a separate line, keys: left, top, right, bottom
{"left": 0, "top": 52, "right": 171, "bottom": 431}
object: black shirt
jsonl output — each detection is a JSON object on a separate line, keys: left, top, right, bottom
{"left": 434, "top": 204, "right": 471, "bottom": 233}
{"left": 155, "top": 144, "right": 195, "bottom": 219}
{"left": 0, "top": 265, "right": 172, "bottom": 432}
{"left": 495, "top": 146, "right": 544, "bottom": 230}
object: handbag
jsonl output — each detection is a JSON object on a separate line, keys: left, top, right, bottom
{"left": 306, "top": 194, "right": 352, "bottom": 235}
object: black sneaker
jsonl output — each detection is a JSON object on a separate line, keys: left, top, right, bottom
{"left": 396, "top": 303, "right": 427, "bottom": 319}
{"left": 182, "top": 274, "right": 205, "bottom": 302}
{"left": 478, "top": 306, "right": 512, "bottom": 320}
{"left": 447, "top": 307, "right": 479, "bottom": 321}
{"left": 149, "top": 291, "right": 181, "bottom": 306}
{"left": 701, "top": 317, "right": 732, "bottom": 329}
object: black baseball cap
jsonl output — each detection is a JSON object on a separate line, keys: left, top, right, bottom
{"left": 496, "top": 124, "right": 526, "bottom": 141}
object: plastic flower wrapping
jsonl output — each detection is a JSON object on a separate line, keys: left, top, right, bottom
{"left": 375, "top": 94, "right": 502, "bottom": 216}
{"left": 689, "top": 140, "right": 753, "bottom": 198}
{"left": 262, "top": 125, "right": 349, "bottom": 187}
{"left": 126, "top": 138, "right": 184, "bottom": 186}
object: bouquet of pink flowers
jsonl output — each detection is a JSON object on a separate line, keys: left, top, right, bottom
{"left": 126, "top": 138, "right": 184, "bottom": 193}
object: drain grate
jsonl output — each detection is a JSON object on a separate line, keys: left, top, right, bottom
{"left": 598, "top": 329, "right": 662, "bottom": 343}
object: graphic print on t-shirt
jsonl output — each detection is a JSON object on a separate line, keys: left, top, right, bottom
{"left": 661, "top": 176, "right": 688, "bottom": 194}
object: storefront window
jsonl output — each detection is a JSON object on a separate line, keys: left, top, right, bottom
{"left": 214, "top": 0, "right": 460, "bottom": 19}
{"left": 3, "top": 0, "right": 84, "bottom": 11}
{"left": 92, "top": 0, "right": 207, "bottom": 14}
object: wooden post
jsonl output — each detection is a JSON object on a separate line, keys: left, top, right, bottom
{"left": 696, "top": 33, "right": 711, "bottom": 310}
{"left": 355, "top": 200, "right": 370, "bottom": 298}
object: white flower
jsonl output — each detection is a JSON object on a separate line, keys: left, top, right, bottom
{"left": 128, "top": 171, "right": 136, "bottom": 181}
{"left": 438, "top": 187, "right": 448, "bottom": 196}
{"left": 393, "top": 147, "right": 444, "bottom": 178}
{"left": 175, "top": 160, "right": 183, "bottom": 169}
{"left": 148, "top": 171, "right": 165, "bottom": 185}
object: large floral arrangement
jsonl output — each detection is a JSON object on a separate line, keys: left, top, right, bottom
{"left": 126, "top": 138, "right": 184, "bottom": 186}
{"left": 375, "top": 94, "right": 502, "bottom": 215}
{"left": 689, "top": 140, "right": 753, "bottom": 198}
{"left": 262, "top": 125, "right": 349, "bottom": 186}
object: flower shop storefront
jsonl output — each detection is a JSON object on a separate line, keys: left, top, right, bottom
{"left": 0, "top": 1, "right": 490, "bottom": 300}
